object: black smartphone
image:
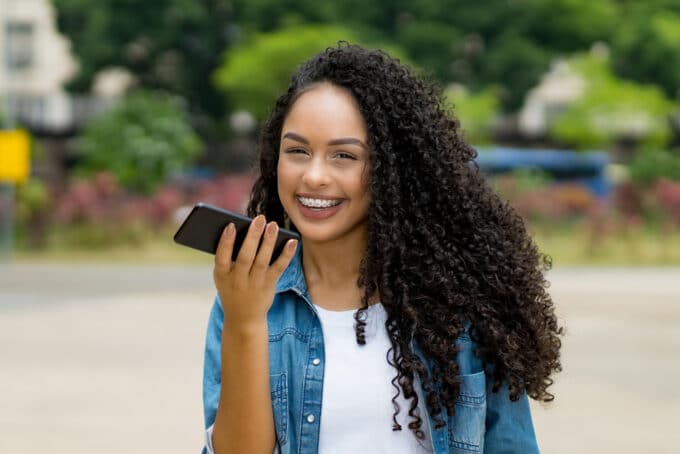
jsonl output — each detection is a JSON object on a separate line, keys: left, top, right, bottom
{"left": 173, "top": 203, "right": 300, "bottom": 263}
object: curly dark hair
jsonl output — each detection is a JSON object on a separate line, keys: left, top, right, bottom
{"left": 248, "top": 43, "right": 562, "bottom": 439}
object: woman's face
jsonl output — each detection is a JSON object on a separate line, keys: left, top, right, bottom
{"left": 277, "top": 82, "right": 371, "bottom": 244}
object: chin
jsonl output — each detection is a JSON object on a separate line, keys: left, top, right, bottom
{"left": 293, "top": 224, "right": 338, "bottom": 243}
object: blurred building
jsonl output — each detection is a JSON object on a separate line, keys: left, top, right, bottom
{"left": 0, "top": 0, "right": 77, "bottom": 131}
{"left": 518, "top": 60, "right": 586, "bottom": 139}
{"left": 0, "top": 0, "right": 136, "bottom": 185}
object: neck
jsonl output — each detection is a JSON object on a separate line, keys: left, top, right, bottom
{"left": 301, "top": 227, "right": 367, "bottom": 292}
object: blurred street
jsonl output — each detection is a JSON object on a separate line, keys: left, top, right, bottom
{"left": 1, "top": 264, "right": 678, "bottom": 453}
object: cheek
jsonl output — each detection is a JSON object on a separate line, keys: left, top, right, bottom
{"left": 276, "top": 161, "right": 293, "bottom": 194}
{"left": 277, "top": 160, "right": 304, "bottom": 217}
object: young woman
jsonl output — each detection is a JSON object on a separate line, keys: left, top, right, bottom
{"left": 201, "top": 43, "right": 562, "bottom": 454}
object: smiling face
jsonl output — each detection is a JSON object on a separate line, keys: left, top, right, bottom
{"left": 277, "top": 82, "right": 371, "bottom": 245}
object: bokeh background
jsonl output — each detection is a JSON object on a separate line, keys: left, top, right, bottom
{"left": 0, "top": 0, "right": 678, "bottom": 453}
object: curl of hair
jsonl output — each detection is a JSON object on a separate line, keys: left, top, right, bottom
{"left": 248, "top": 43, "right": 563, "bottom": 440}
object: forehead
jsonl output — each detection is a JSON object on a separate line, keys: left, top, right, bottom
{"left": 281, "top": 83, "right": 368, "bottom": 141}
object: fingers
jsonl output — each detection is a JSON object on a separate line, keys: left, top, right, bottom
{"left": 266, "top": 238, "right": 298, "bottom": 283}
{"left": 251, "top": 221, "right": 279, "bottom": 277}
{"left": 214, "top": 223, "right": 236, "bottom": 272}
{"left": 234, "top": 215, "right": 266, "bottom": 274}
{"left": 218, "top": 214, "right": 298, "bottom": 288}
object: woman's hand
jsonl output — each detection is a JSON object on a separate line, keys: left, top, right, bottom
{"left": 213, "top": 215, "right": 298, "bottom": 330}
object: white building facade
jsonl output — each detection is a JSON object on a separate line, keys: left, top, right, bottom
{"left": 0, "top": 0, "right": 77, "bottom": 130}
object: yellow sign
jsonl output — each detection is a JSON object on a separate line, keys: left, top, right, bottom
{"left": 0, "top": 130, "right": 30, "bottom": 183}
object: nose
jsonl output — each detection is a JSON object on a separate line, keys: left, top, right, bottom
{"left": 301, "top": 155, "right": 331, "bottom": 188}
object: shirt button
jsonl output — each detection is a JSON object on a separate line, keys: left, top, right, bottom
{"left": 312, "top": 358, "right": 321, "bottom": 366}
{"left": 307, "top": 414, "right": 315, "bottom": 423}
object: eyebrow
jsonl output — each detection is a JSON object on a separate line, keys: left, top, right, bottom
{"left": 282, "top": 132, "right": 367, "bottom": 149}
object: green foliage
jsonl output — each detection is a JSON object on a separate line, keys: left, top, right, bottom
{"left": 629, "top": 148, "right": 680, "bottom": 185}
{"left": 52, "top": 0, "right": 680, "bottom": 120}
{"left": 444, "top": 85, "right": 500, "bottom": 144}
{"left": 224, "top": 0, "right": 624, "bottom": 112}
{"left": 490, "top": 167, "right": 552, "bottom": 201}
{"left": 519, "top": 0, "right": 618, "bottom": 51}
{"left": 45, "top": 222, "right": 153, "bottom": 250}
{"left": 15, "top": 178, "right": 51, "bottom": 223}
{"left": 52, "top": 0, "right": 232, "bottom": 120}
{"left": 511, "top": 168, "right": 553, "bottom": 192}
{"left": 549, "top": 53, "right": 675, "bottom": 149}
{"left": 473, "top": 30, "right": 551, "bottom": 111}
{"left": 612, "top": 9, "right": 680, "bottom": 99}
{"left": 75, "top": 90, "right": 202, "bottom": 194}
{"left": 231, "top": 0, "right": 344, "bottom": 31}
{"left": 396, "top": 21, "right": 461, "bottom": 81}
{"left": 214, "top": 25, "right": 406, "bottom": 120}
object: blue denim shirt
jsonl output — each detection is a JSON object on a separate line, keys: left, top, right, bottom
{"left": 202, "top": 245, "right": 539, "bottom": 453}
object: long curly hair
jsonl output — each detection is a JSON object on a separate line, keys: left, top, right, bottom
{"left": 248, "top": 43, "right": 562, "bottom": 439}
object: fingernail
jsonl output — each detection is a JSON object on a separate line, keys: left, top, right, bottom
{"left": 226, "top": 223, "right": 235, "bottom": 235}
{"left": 255, "top": 215, "right": 266, "bottom": 229}
{"left": 268, "top": 222, "right": 278, "bottom": 236}
{"left": 288, "top": 239, "right": 298, "bottom": 249}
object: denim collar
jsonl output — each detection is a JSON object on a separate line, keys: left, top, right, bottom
{"left": 275, "top": 242, "right": 308, "bottom": 296}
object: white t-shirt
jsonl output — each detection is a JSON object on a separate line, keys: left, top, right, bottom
{"left": 205, "top": 302, "right": 433, "bottom": 454}
{"left": 314, "top": 302, "right": 433, "bottom": 454}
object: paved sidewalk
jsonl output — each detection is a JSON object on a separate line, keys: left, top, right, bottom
{"left": 1, "top": 264, "right": 678, "bottom": 453}
{"left": 533, "top": 268, "right": 680, "bottom": 453}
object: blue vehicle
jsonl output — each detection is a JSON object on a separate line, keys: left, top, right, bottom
{"left": 475, "top": 147, "right": 610, "bottom": 197}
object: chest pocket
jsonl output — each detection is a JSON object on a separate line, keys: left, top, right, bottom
{"left": 449, "top": 371, "right": 486, "bottom": 453}
{"left": 270, "top": 373, "right": 289, "bottom": 446}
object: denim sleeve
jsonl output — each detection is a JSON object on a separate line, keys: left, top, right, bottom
{"left": 202, "top": 299, "right": 278, "bottom": 454}
{"left": 484, "top": 381, "right": 539, "bottom": 454}
{"left": 203, "top": 297, "right": 224, "bottom": 430}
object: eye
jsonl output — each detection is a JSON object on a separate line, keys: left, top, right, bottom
{"left": 335, "top": 152, "right": 357, "bottom": 160}
{"left": 284, "top": 148, "right": 308, "bottom": 155}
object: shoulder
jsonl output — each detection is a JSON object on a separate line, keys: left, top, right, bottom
{"left": 455, "top": 326, "right": 484, "bottom": 375}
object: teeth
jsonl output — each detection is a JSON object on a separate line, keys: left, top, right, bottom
{"left": 298, "top": 196, "right": 342, "bottom": 208}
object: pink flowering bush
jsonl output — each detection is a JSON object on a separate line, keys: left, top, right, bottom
{"left": 46, "top": 171, "right": 256, "bottom": 248}
{"left": 654, "top": 178, "right": 680, "bottom": 224}
{"left": 19, "top": 166, "right": 680, "bottom": 251}
{"left": 493, "top": 173, "right": 598, "bottom": 223}
{"left": 511, "top": 183, "right": 598, "bottom": 222}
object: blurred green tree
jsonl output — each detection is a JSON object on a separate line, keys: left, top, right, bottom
{"left": 75, "top": 90, "right": 202, "bottom": 194}
{"left": 15, "top": 178, "right": 52, "bottom": 249}
{"left": 629, "top": 148, "right": 680, "bottom": 185}
{"left": 444, "top": 85, "right": 500, "bottom": 145}
{"left": 517, "top": 0, "right": 618, "bottom": 52}
{"left": 213, "top": 25, "right": 405, "bottom": 120}
{"left": 549, "top": 53, "right": 675, "bottom": 150}
{"left": 226, "top": 0, "right": 621, "bottom": 112}
{"left": 395, "top": 21, "right": 462, "bottom": 81}
{"left": 612, "top": 9, "right": 680, "bottom": 99}
{"left": 53, "top": 0, "right": 232, "bottom": 124}
{"left": 473, "top": 30, "right": 551, "bottom": 111}
{"left": 52, "top": 0, "right": 680, "bottom": 126}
